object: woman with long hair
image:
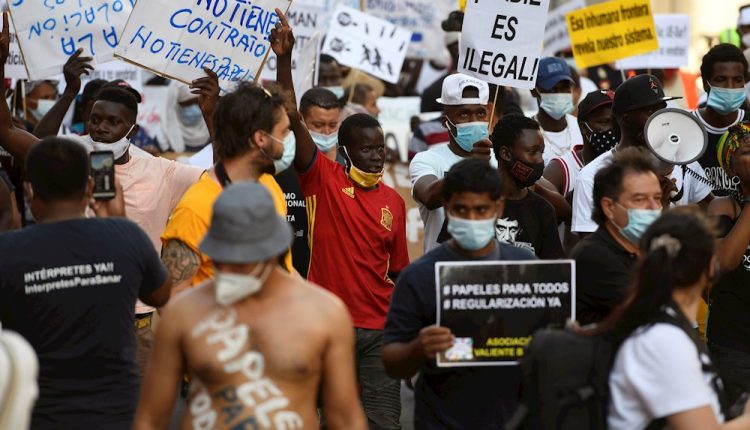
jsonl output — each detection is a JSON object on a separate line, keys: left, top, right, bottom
{"left": 605, "top": 209, "right": 750, "bottom": 429}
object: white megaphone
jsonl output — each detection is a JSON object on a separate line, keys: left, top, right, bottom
{"left": 644, "top": 108, "right": 708, "bottom": 165}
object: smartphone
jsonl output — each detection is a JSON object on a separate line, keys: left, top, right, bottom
{"left": 90, "top": 151, "right": 116, "bottom": 200}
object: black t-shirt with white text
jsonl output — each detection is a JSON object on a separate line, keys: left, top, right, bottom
{"left": 437, "top": 190, "right": 563, "bottom": 259}
{"left": 0, "top": 218, "right": 167, "bottom": 429}
{"left": 275, "top": 168, "right": 310, "bottom": 277}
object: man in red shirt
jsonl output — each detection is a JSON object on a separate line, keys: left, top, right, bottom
{"left": 272, "top": 13, "right": 409, "bottom": 429}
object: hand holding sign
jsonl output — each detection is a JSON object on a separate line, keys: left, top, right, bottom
{"left": 190, "top": 67, "right": 220, "bottom": 118}
{"left": 419, "top": 325, "right": 455, "bottom": 360}
{"left": 63, "top": 49, "right": 95, "bottom": 96}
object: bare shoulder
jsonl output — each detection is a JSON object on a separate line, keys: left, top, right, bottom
{"left": 283, "top": 273, "right": 351, "bottom": 323}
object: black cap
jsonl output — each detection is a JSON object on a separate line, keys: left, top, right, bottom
{"left": 612, "top": 74, "right": 680, "bottom": 115}
{"left": 578, "top": 90, "right": 614, "bottom": 121}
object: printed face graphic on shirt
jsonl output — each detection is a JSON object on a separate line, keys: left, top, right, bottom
{"left": 495, "top": 218, "right": 520, "bottom": 243}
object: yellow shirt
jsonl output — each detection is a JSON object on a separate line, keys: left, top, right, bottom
{"left": 161, "top": 172, "right": 292, "bottom": 286}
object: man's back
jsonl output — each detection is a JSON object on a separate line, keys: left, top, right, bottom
{"left": 0, "top": 218, "right": 166, "bottom": 428}
{"left": 161, "top": 270, "right": 354, "bottom": 430}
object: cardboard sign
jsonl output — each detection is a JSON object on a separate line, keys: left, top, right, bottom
{"left": 436, "top": 260, "right": 574, "bottom": 367}
{"left": 6, "top": 18, "right": 28, "bottom": 82}
{"left": 321, "top": 5, "right": 412, "bottom": 84}
{"left": 9, "top": 0, "right": 135, "bottom": 80}
{"left": 458, "top": 0, "right": 551, "bottom": 90}
{"left": 566, "top": 0, "right": 658, "bottom": 69}
{"left": 356, "top": 0, "right": 456, "bottom": 60}
{"left": 542, "top": 0, "right": 586, "bottom": 56}
{"left": 615, "top": 14, "right": 689, "bottom": 70}
{"left": 53, "top": 60, "right": 143, "bottom": 94}
{"left": 116, "top": 0, "right": 291, "bottom": 87}
{"left": 259, "top": 3, "right": 321, "bottom": 102}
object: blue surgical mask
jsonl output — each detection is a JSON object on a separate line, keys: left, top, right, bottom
{"left": 707, "top": 85, "right": 746, "bottom": 115}
{"left": 180, "top": 104, "right": 204, "bottom": 126}
{"left": 31, "top": 99, "right": 55, "bottom": 119}
{"left": 615, "top": 204, "right": 661, "bottom": 244}
{"left": 447, "top": 215, "right": 496, "bottom": 251}
{"left": 324, "top": 86, "right": 345, "bottom": 100}
{"left": 447, "top": 119, "right": 489, "bottom": 152}
{"left": 272, "top": 132, "right": 296, "bottom": 175}
{"left": 310, "top": 131, "right": 338, "bottom": 152}
{"left": 539, "top": 93, "right": 574, "bottom": 120}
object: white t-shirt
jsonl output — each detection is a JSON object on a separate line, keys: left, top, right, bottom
{"left": 540, "top": 114, "right": 584, "bottom": 165}
{"left": 571, "top": 149, "right": 712, "bottom": 233}
{"left": 609, "top": 323, "right": 723, "bottom": 429}
{"left": 409, "top": 143, "right": 497, "bottom": 252}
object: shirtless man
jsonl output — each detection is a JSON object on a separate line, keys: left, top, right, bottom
{"left": 133, "top": 182, "right": 366, "bottom": 430}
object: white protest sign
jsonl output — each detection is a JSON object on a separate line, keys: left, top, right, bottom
{"left": 615, "top": 15, "right": 690, "bottom": 70}
{"left": 459, "top": 0, "right": 551, "bottom": 90}
{"left": 352, "top": 0, "right": 456, "bottom": 60}
{"left": 376, "top": 96, "right": 420, "bottom": 163}
{"left": 137, "top": 86, "right": 169, "bottom": 140}
{"left": 260, "top": 3, "right": 321, "bottom": 101}
{"left": 115, "top": 0, "right": 291, "bottom": 87}
{"left": 542, "top": 0, "right": 585, "bottom": 57}
{"left": 6, "top": 17, "right": 27, "bottom": 82}
{"left": 9, "top": 0, "right": 135, "bottom": 80}
{"left": 53, "top": 60, "right": 143, "bottom": 94}
{"left": 321, "top": 5, "right": 412, "bottom": 84}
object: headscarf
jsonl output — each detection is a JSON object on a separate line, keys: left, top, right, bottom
{"left": 156, "top": 81, "right": 210, "bottom": 152}
{"left": 717, "top": 121, "right": 750, "bottom": 170}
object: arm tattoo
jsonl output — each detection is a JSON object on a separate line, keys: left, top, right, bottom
{"left": 162, "top": 240, "right": 201, "bottom": 286}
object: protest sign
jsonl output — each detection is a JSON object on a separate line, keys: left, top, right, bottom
{"left": 116, "top": 0, "right": 291, "bottom": 87}
{"left": 458, "top": 0, "right": 551, "bottom": 90}
{"left": 566, "top": 0, "right": 658, "bottom": 69}
{"left": 137, "top": 86, "right": 169, "bottom": 142}
{"left": 376, "top": 96, "right": 420, "bottom": 163}
{"left": 260, "top": 3, "right": 321, "bottom": 102}
{"left": 9, "top": 0, "right": 135, "bottom": 80}
{"left": 355, "top": 0, "right": 456, "bottom": 59}
{"left": 53, "top": 60, "right": 143, "bottom": 94}
{"left": 436, "top": 260, "right": 574, "bottom": 367}
{"left": 321, "top": 5, "right": 412, "bottom": 84}
{"left": 542, "top": 0, "right": 586, "bottom": 56}
{"left": 6, "top": 18, "right": 28, "bottom": 82}
{"left": 615, "top": 14, "right": 689, "bottom": 70}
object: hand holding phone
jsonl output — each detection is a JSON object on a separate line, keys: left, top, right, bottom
{"left": 90, "top": 151, "right": 116, "bottom": 200}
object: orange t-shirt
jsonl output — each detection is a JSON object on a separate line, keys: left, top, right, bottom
{"left": 161, "top": 172, "right": 292, "bottom": 286}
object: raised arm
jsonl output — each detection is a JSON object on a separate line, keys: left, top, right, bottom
{"left": 0, "top": 13, "right": 39, "bottom": 161}
{"left": 709, "top": 197, "right": 750, "bottom": 274}
{"left": 270, "top": 8, "right": 316, "bottom": 171}
{"left": 33, "top": 49, "right": 93, "bottom": 138}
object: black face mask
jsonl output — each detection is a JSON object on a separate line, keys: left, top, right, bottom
{"left": 584, "top": 123, "right": 618, "bottom": 156}
{"left": 509, "top": 158, "right": 545, "bottom": 188}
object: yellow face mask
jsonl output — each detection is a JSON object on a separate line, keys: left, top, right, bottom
{"left": 349, "top": 164, "right": 384, "bottom": 188}
{"left": 342, "top": 146, "right": 383, "bottom": 188}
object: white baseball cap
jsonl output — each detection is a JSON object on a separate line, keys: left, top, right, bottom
{"left": 436, "top": 73, "right": 490, "bottom": 106}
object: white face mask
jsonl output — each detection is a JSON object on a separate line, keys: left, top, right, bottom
{"left": 85, "top": 124, "right": 135, "bottom": 159}
{"left": 31, "top": 99, "right": 55, "bottom": 119}
{"left": 214, "top": 263, "right": 274, "bottom": 307}
{"left": 539, "top": 93, "right": 574, "bottom": 120}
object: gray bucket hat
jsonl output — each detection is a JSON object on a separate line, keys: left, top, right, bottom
{"left": 199, "top": 182, "right": 293, "bottom": 264}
